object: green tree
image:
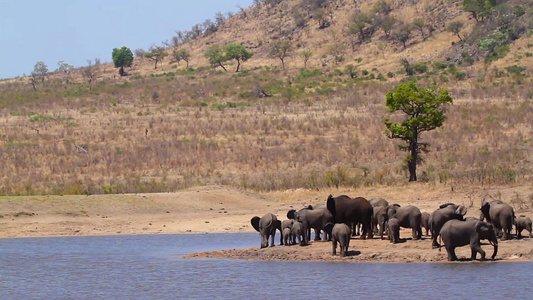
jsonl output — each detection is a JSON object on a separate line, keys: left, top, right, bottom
{"left": 300, "top": 50, "right": 312, "bottom": 69}
{"left": 172, "top": 48, "right": 191, "bottom": 68}
{"left": 447, "top": 21, "right": 464, "bottom": 42}
{"left": 144, "top": 46, "right": 168, "bottom": 69}
{"left": 112, "top": 46, "right": 133, "bottom": 76}
{"left": 33, "top": 61, "right": 48, "bottom": 78}
{"left": 224, "top": 44, "right": 253, "bottom": 72}
{"left": 394, "top": 24, "right": 412, "bottom": 49}
{"left": 383, "top": 82, "right": 453, "bottom": 182}
{"left": 270, "top": 40, "right": 292, "bottom": 70}
{"left": 463, "top": 0, "right": 497, "bottom": 22}
{"left": 204, "top": 45, "right": 228, "bottom": 72}
{"left": 349, "top": 12, "right": 373, "bottom": 42}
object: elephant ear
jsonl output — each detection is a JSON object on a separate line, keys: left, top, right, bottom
{"left": 324, "top": 222, "right": 334, "bottom": 236}
{"left": 326, "top": 195, "right": 336, "bottom": 218}
{"left": 287, "top": 209, "right": 296, "bottom": 220}
{"left": 251, "top": 216, "right": 261, "bottom": 232}
{"left": 455, "top": 205, "right": 467, "bottom": 217}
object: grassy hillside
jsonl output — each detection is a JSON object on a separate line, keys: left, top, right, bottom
{"left": 0, "top": 0, "right": 531, "bottom": 196}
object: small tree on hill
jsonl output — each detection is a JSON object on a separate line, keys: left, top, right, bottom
{"left": 172, "top": 48, "right": 191, "bottom": 68}
{"left": 112, "top": 46, "right": 133, "bottom": 76}
{"left": 33, "top": 61, "right": 48, "bottom": 81}
{"left": 145, "top": 46, "right": 168, "bottom": 69}
{"left": 300, "top": 50, "right": 312, "bottom": 69}
{"left": 225, "top": 44, "right": 253, "bottom": 72}
{"left": 270, "top": 39, "right": 292, "bottom": 70}
{"left": 204, "top": 45, "right": 228, "bottom": 72}
{"left": 447, "top": 21, "right": 464, "bottom": 42}
{"left": 383, "top": 82, "right": 453, "bottom": 182}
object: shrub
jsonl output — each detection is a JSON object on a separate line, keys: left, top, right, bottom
{"left": 413, "top": 62, "right": 427, "bottom": 73}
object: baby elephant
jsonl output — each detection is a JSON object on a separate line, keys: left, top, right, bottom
{"left": 291, "top": 220, "right": 304, "bottom": 246}
{"left": 282, "top": 227, "right": 292, "bottom": 246}
{"left": 388, "top": 218, "right": 400, "bottom": 244}
{"left": 515, "top": 215, "right": 532, "bottom": 238}
{"left": 324, "top": 222, "right": 351, "bottom": 257}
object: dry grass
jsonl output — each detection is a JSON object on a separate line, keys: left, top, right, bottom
{"left": 0, "top": 0, "right": 531, "bottom": 195}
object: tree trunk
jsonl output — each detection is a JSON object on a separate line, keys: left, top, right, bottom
{"left": 408, "top": 139, "right": 418, "bottom": 182}
{"left": 218, "top": 62, "right": 227, "bottom": 72}
{"left": 236, "top": 59, "right": 241, "bottom": 72}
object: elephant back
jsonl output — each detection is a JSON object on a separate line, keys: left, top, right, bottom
{"left": 326, "top": 194, "right": 372, "bottom": 223}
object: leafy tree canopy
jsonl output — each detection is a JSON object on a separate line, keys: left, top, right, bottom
{"left": 224, "top": 44, "right": 253, "bottom": 72}
{"left": 112, "top": 46, "right": 133, "bottom": 76}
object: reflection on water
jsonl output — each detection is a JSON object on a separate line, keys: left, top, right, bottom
{"left": 0, "top": 233, "right": 531, "bottom": 299}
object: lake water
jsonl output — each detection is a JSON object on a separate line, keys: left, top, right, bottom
{"left": 1, "top": 233, "right": 531, "bottom": 299}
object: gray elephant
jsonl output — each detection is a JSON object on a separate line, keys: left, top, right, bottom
{"left": 421, "top": 212, "right": 430, "bottom": 236}
{"left": 281, "top": 219, "right": 293, "bottom": 244}
{"left": 291, "top": 220, "right": 304, "bottom": 246}
{"left": 369, "top": 197, "right": 389, "bottom": 208}
{"left": 480, "top": 196, "right": 515, "bottom": 240}
{"left": 372, "top": 206, "right": 390, "bottom": 240}
{"left": 282, "top": 227, "right": 292, "bottom": 246}
{"left": 387, "top": 205, "right": 422, "bottom": 240}
{"left": 514, "top": 215, "right": 532, "bottom": 238}
{"left": 287, "top": 205, "right": 333, "bottom": 244}
{"left": 429, "top": 203, "right": 467, "bottom": 248}
{"left": 326, "top": 195, "right": 374, "bottom": 239}
{"left": 387, "top": 217, "right": 400, "bottom": 244}
{"left": 370, "top": 198, "right": 390, "bottom": 240}
{"left": 251, "top": 213, "right": 281, "bottom": 248}
{"left": 324, "top": 222, "right": 351, "bottom": 257}
{"left": 440, "top": 219, "right": 498, "bottom": 261}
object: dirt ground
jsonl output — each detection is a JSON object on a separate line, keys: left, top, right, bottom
{"left": 1, "top": 184, "right": 532, "bottom": 262}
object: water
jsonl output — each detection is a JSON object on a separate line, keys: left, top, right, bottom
{"left": 1, "top": 233, "right": 531, "bottom": 299}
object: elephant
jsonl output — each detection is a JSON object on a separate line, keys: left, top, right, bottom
{"left": 326, "top": 195, "right": 374, "bottom": 239}
{"left": 370, "top": 198, "right": 390, "bottom": 239}
{"left": 369, "top": 197, "right": 389, "bottom": 208}
{"left": 440, "top": 219, "right": 498, "bottom": 261}
{"left": 282, "top": 227, "right": 292, "bottom": 246}
{"left": 480, "top": 196, "right": 515, "bottom": 240}
{"left": 514, "top": 215, "right": 532, "bottom": 238}
{"left": 251, "top": 213, "right": 281, "bottom": 248}
{"left": 387, "top": 204, "right": 422, "bottom": 240}
{"left": 421, "top": 212, "right": 430, "bottom": 236}
{"left": 372, "top": 206, "right": 390, "bottom": 240}
{"left": 291, "top": 220, "right": 304, "bottom": 246}
{"left": 387, "top": 218, "right": 400, "bottom": 244}
{"left": 281, "top": 219, "right": 293, "bottom": 244}
{"left": 287, "top": 205, "right": 334, "bottom": 244}
{"left": 324, "top": 222, "right": 351, "bottom": 257}
{"left": 429, "top": 203, "right": 467, "bottom": 248}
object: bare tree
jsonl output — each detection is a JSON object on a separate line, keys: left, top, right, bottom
{"left": 81, "top": 59, "right": 99, "bottom": 90}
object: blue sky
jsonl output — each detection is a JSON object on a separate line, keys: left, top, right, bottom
{"left": 0, "top": 0, "right": 253, "bottom": 79}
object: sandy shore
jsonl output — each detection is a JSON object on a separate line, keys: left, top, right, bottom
{"left": 1, "top": 184, "right": 532, "bottom": 262}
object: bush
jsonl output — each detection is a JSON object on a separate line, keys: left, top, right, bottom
{"left": 413, "top": 62, "right": 428, "bottom": 73}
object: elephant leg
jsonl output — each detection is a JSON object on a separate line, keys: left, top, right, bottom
{"left": 332, "top": 239, "right": 337, "bottom": 256}
{"left": 471, "top": 242, "right": 485, "bottom": 260}
{"left": 314, "top": 229, "right": 321, "bottom": 241}
{"left": 446, "top": 246, "right": 458, "bottom": 261}
{"left": 270, "top": 233, "right": 275, "bottom": 247}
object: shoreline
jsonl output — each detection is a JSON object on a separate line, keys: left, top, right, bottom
{"left": 1, "top": 185, "right": 532, "bottom": 263}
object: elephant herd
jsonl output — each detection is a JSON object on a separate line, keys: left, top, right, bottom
{"left": 251, "top": 194, "right": 532, "bottom": 261}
